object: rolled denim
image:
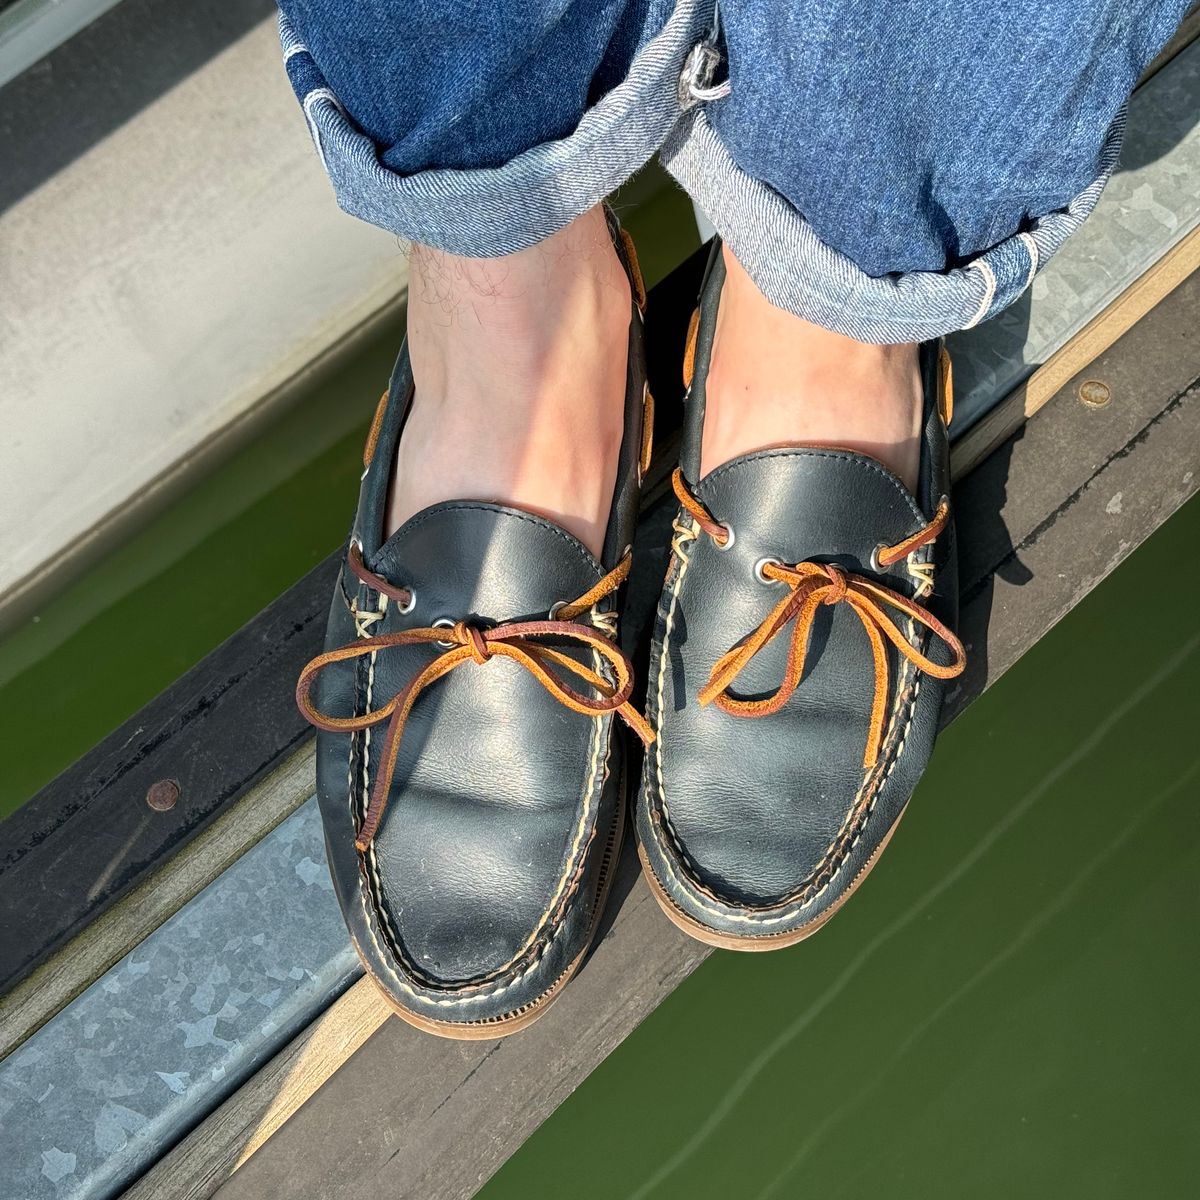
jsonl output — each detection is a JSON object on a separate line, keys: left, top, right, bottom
{"left": 278, "top": 0, "right": 1189, "bottom": 340}
{"left": 278, "top": 1, "right": 702, "bottom": 256}
{"left": 660, "top": 105, "right": 1124, "bottom": 341}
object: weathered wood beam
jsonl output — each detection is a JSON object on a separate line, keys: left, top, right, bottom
{"left": 124, "top": 267, "right": 1200, "bottom": 1200}
{"left": 950, "top": 223, "right": 1200, "bottom": 479}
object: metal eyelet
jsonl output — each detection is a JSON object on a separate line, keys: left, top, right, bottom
{"left": 713, "top": 523, "right": 736, "bottom": 551}
{"left": 869, "top": 544, "right": 888, "bottom": 573}
{"left": 753, "top": 556, "right": 781, "bottom": 584}
{"left": 548, "top": 601, "right": 567, "bottom": 619}
{"left": 431, "top": 616, "right": 456, "bottom": 647}
{"left": 396, "top": 588, "right": 416, "bottom": 615}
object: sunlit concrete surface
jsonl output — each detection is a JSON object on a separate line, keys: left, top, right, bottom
{"left": 0, "top": 14, "right": 408, "bottom": 624}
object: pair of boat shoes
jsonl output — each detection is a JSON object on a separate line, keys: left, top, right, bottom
{"left": 296, "top": 226, "right": 966, "bottom": 1038}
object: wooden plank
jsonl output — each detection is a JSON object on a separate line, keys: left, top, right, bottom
{"left": 223, "top": 979, "right": 389, "bottom": 1168}
{"left": 123, "top": 268, "right": 1200, "bottom": 1200}
{"left": 948, "top": 269, "right": 1200, "bottom": 716}
{"left": 0, "top": 742, "right": 314, "bottom": 1060}
{"left": 124, "top": 836, "right": 708, "bottom": 1200}
{"left": 127, "top": 977, "right": 390, "bottom": 1195}
{"left": 951, "top": 224, "right": 1200, "bottom": 478}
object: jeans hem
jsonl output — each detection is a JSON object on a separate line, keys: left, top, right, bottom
{"left": 278, "top": 4, "right": 709, "bottom": 257}
{"left": 659, "top": 105, "right": 1125, "bottom": 342}
{"left": 282, "top": 4, "right": 1123, "bottom": 338}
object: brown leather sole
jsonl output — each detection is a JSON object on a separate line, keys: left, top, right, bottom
{"left": 353, "top": 760, "right": 627, "bottom": 1040}
{"left": 637, "top": 802, "right": 906, "bottom": 952}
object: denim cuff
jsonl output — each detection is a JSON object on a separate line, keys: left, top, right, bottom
{"left": 280, "top": 5, "right": 1122, "bottom": 341}
{"left": 278, "top": 4, "right": 709, "bottom": 258}
{"left": 660, "top": 105, "right": 1125, "bottom": 343}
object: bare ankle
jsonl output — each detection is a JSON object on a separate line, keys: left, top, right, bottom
{"left": 388, "top": 206, "right": 631, "bottom": 554}
{"left": 703, "top": 245, "right": 923, "bottom": 491}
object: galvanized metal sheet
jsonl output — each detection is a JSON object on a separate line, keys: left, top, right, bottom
{"left": 0, "top": 800, "right": 352, "bottom": 1200}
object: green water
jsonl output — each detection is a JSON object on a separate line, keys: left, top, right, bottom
{"left": 0, "top": 170, "right": 699, "bottom": 818}
{"left": 481, "top": 494, "right": 1200, "bottom": 1200}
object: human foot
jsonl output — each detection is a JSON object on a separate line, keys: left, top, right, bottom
{"left": 701, "top": 244, "right": 923, "bottom": 491}
{"left": 637, "top": 240, "right": 964, "bottom": 950}
{"left": 392, "top": 204, "right": 632, "bottom": 556}
{"left": 296, "top": 213, "right": 651, "bottom": 1038}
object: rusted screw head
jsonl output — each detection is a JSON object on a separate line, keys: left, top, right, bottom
{"left": 146, "top": 779, "right": 180, "bottom": 812}
{"left": 1078, "top": 379, "right": 1112, "bottom": 409}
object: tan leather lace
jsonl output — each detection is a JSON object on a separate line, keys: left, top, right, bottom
{"left": 672, "top": 468, "right": 966, "bottom": 769}
{"left": 296, "top": 549, "right": 653, "bottom": 851}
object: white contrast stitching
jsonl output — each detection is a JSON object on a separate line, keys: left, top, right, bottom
{"left": 651, "top": 657, "right": 922, "bottom": 927}
{"left": 962, "top": 260, "right": 997, "bottom": 329}
{"left": 1017, "top": 232, "right": 1040, "bottom": 290}
{"left": 653, "top": 517, "right": 697, "bottom": 854}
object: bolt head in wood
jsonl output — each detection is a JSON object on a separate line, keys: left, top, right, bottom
{"left": 146, "top": 779, "right": 180, "bottom": 812}
{"left": 1078, "top": 379, "right": 1112, "bottom": 409}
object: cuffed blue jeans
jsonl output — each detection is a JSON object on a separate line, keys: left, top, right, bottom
{"left": 277, "top": 0, "right": 1189, "bottom": 342}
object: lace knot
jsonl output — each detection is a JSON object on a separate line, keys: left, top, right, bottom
{"left": 297, "top": 550, "right": 652, "bottom": 851}
{"left": 672, "top": 468, "right": 966, "bottom": 771}
{"left": 820, "top": 564, "right": 848, "bottom": 603}
{"left": 459, "top": 622, "right": 490, "bottom": 665}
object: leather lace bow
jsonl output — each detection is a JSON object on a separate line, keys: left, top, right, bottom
{"left": 297, "top": 550, "right": 653, "bottom": 852}
{"left": 673, "top": 468, "right": 966, "bottom": 770}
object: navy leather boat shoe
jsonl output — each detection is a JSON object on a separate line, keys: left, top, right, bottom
{"left": 636, "top": 242, "right": 966, "bottom": 950}
{"left": 297, "top": 216, "right": 653, "bottom": 1036}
